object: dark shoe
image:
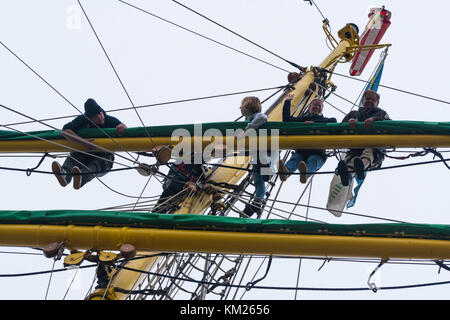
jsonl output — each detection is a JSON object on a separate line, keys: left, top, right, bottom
{"left": 253, "top": 198, "right": 265, "bottom": 219}
{"left": 72, "top": 166, "right": 82, "bottom": 190}
{"left": 277, "top": 160, "right": 289, "bottom": 182}
{"left": 241, "top": 203, "right": 255, "bottom": 218}
{"left": 241, "top": 199, "right": 265, "bottom": 219}
{"left": 337, "top": 160, "right": 350, "bottom": 186}
{"left": 353, "top": 157, "right": 365, "bottom": 180}
{"left": 298, "top": 161, "right": 307, "bottom": 184}
{"left": 52, "top": 161, "right": 68, "bottom": 187}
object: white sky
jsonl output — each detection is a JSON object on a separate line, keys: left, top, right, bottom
{"left": 1, "top": 0, "right": 450, "bottom": 300}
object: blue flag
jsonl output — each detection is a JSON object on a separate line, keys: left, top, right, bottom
{"left": 347, "top": 50, "right": 387, "bottom": 209}
{"left": 358, "top": 51, "right": 387, "bottom": 108}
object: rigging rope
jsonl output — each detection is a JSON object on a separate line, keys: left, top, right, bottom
{"left": 171, "top": 0, "right": 305, "bottom": 71}
{"left": 4, "top": 1, "right": 450, "bottom": 300}
{"left": 118, "top": 264, "right": 450, "bottom": 292}
{"left": 77, "top": 0, "right": 156, "bottom": 156}
{"left": 0, "top": 43, "right": 139, "bottom": 164}
{"left": 118, "top": 0, "right": 290, "bottom": 73}
{"left": 4, "top": 85, "right": 286, "bottom": 127}
{"left": 245, "top": 256, "right": 273, "bottom": 291}
{"left": 332, "top": 71, "right": 450, "bottom": 105}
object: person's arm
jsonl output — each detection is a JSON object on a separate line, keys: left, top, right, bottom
{"left": 104, "top": 115, "right": 127, "bottom": 135}
{"left": 305, "top": 114, "right": 337, "bottom": 123}
{"left": 317, "top": 116, "right": 337, "bottom": 123}
{"left": 282, "top": 94, "right": 294, "bottom": 122}
{"left": 61, "top": 116, "right": 98, "bottom": 150}
{"left": 244, "top": 113, "right": 267, "bottom": 131}
{"left": 364, "top": 109, "right": 391, "bottom": 128}
{"left": 372, "top": 109, "right": 391, "bottom": 121}
{"left": 342, "top": 111, "right": 359, "bottom": 129}
{"left": 61, "top": 129, "right": 98, "bottom": 151}
{"left": 116, "top": 123, "right": 127, "bottom": 135}
{"left": 235, "top": 112, "right": 268, "bottom": 142}
{"left": 342, "top": 111, "right": 358, "bottom": 123}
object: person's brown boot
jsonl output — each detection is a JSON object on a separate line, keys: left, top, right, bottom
{"left": 52, "top": 161, "right": 68, "bottom": 187}
{"left": 72, "top": 166, "right": 82, "bottom": 190}
{"left": 298, "top": 161, "right": 307, "bottom": 184}
{"left": 277, "top": 160, "right": 290, "bottom": 182}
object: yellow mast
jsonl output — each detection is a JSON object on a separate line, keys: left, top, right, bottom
{"left": 2, "top": 134, "right": 450, "bottom": 153}
{"left": 2, "top": 224, "right": 450, "bottom": 260}
{"left": 83, "top": 22, "right": 367, "bottom": 300}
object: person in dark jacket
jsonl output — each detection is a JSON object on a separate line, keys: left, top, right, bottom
{"left": 154, "top": 155, "right": 205, "bottom": 213}
{"left": 336, "top": 90, "right": 391, "bottom": 186}
{"left": 51, "top": 98, "right": 127, "bottom": 189}
{"left": 278, "top": 94, "right": 337, "bottom": 183}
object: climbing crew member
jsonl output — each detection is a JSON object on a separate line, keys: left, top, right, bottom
{"left": 238, "top": 96, "right": 276, "bottom": 219}
{"left": 278, "top": 93, "right": 337, "bottom": 183}
{"left": 51, "top": 98, "right": 127, "bottom": 189}
{"left": 336, "top": 90, "right": 391, "bottom": 186}
{"left": 154, "top": 154, "right": 205, "bottom": 213}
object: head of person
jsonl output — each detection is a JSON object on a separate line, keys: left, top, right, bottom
{"left": 308, "top": 98, "right": 323, "bottom": 115}
{"left": 84, "top": 98, "right": 105, "bottom": 125}
{"left": 240, "top": 96, "right": 262, "bottom": 117}
{"left": 361, "top": 90, "right": 380, "bottom": 110}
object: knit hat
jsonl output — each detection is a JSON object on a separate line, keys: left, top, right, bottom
{"left": 84, "top": 98, "right": 103, "bottom": 117}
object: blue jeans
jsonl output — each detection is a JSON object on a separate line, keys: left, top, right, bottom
{"left": 251, "top": 152, "right": 279, "bottom": 200}
{"left": 285, "top": 152, "right": 325, "bottom": 178}
{"left": 252, "top": 163, "right": 266, "bottom": 199}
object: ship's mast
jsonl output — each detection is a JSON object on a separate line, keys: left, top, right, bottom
{"left": 85, "top": 21, "right": 365, "bottom": 300}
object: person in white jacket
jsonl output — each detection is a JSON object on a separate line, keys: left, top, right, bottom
{"left": 237, "top": 96, "right": 272, "bottom": 218}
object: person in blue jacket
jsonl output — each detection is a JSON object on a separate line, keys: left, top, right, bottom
{"left": 51, "top": 98, "right": 127, "bottom": 189}
{"left": 278, "top": 93, "right": 337, "bottom": 183}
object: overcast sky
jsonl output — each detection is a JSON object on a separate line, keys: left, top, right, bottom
{"left": 1, "top": 0, "right": 450, "bottom": 300}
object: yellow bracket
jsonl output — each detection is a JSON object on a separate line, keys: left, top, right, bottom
{"left": 64, "top": 251, "right": 86, "bottom": 266}
{"left": 99, "top": 251, "right": 119, "bottom": 263}
{"left": 63, "top": 249, "right": 121, "bottom": 266}
{"left": 86, "top": 287, "right": 117, "bottom": 300}
{"left": 346, "top": 43, "right": 392, "bottom": 54}
{"left": 319, "top": 22, "right": 361, "bottom": 69}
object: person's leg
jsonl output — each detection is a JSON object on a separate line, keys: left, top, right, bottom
{"left": 252, "top": 164, "right": 266, "bottom": 200}
{"left": 360, "top": 148, "right": 375, "bottom": 169}
{"left": 351, "top": 149, "right": 374, "bottom": 180}
{"left": 242, "top": 163, "right": 266, "bottom": 218}
{"left": 52, "top": 160, "right": 69, "bottom": 187}
{"left": 75, "top": 157, "right": 113, "bottom": 189}
{"left": 293, "top": 153, "right": 309, "bottom": 184}
{"left": 277, "top": 159, "right": 290, "bottom": 181}
{"left": 337, "top": 152, "right": 355, "bottom": 186}
{"left": 52, "top": 153, "right": 84, "bottom": 186}
{"left": 285, "top": 152, "right": 305, "bottom": 174}
{"left": 156, "top": 182, "right": 183, "bottom": 208}
{"left": 305, "top": 154, "right": 325, "bottom": 178}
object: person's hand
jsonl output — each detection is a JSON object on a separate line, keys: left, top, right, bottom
{"left": 285, "top": 93, "right": 294, "bottom": 101}
{"left": 184, "top": 181, "right": 197, "bottom": 193}
{"left": 364, "top": 117, "right": 374, "bottom": 129}
{"left": 348, "top": 118, "right": 358, "bottom": 129}
{"left": 116, "top": 123, "right": 127, "bottom": 136}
